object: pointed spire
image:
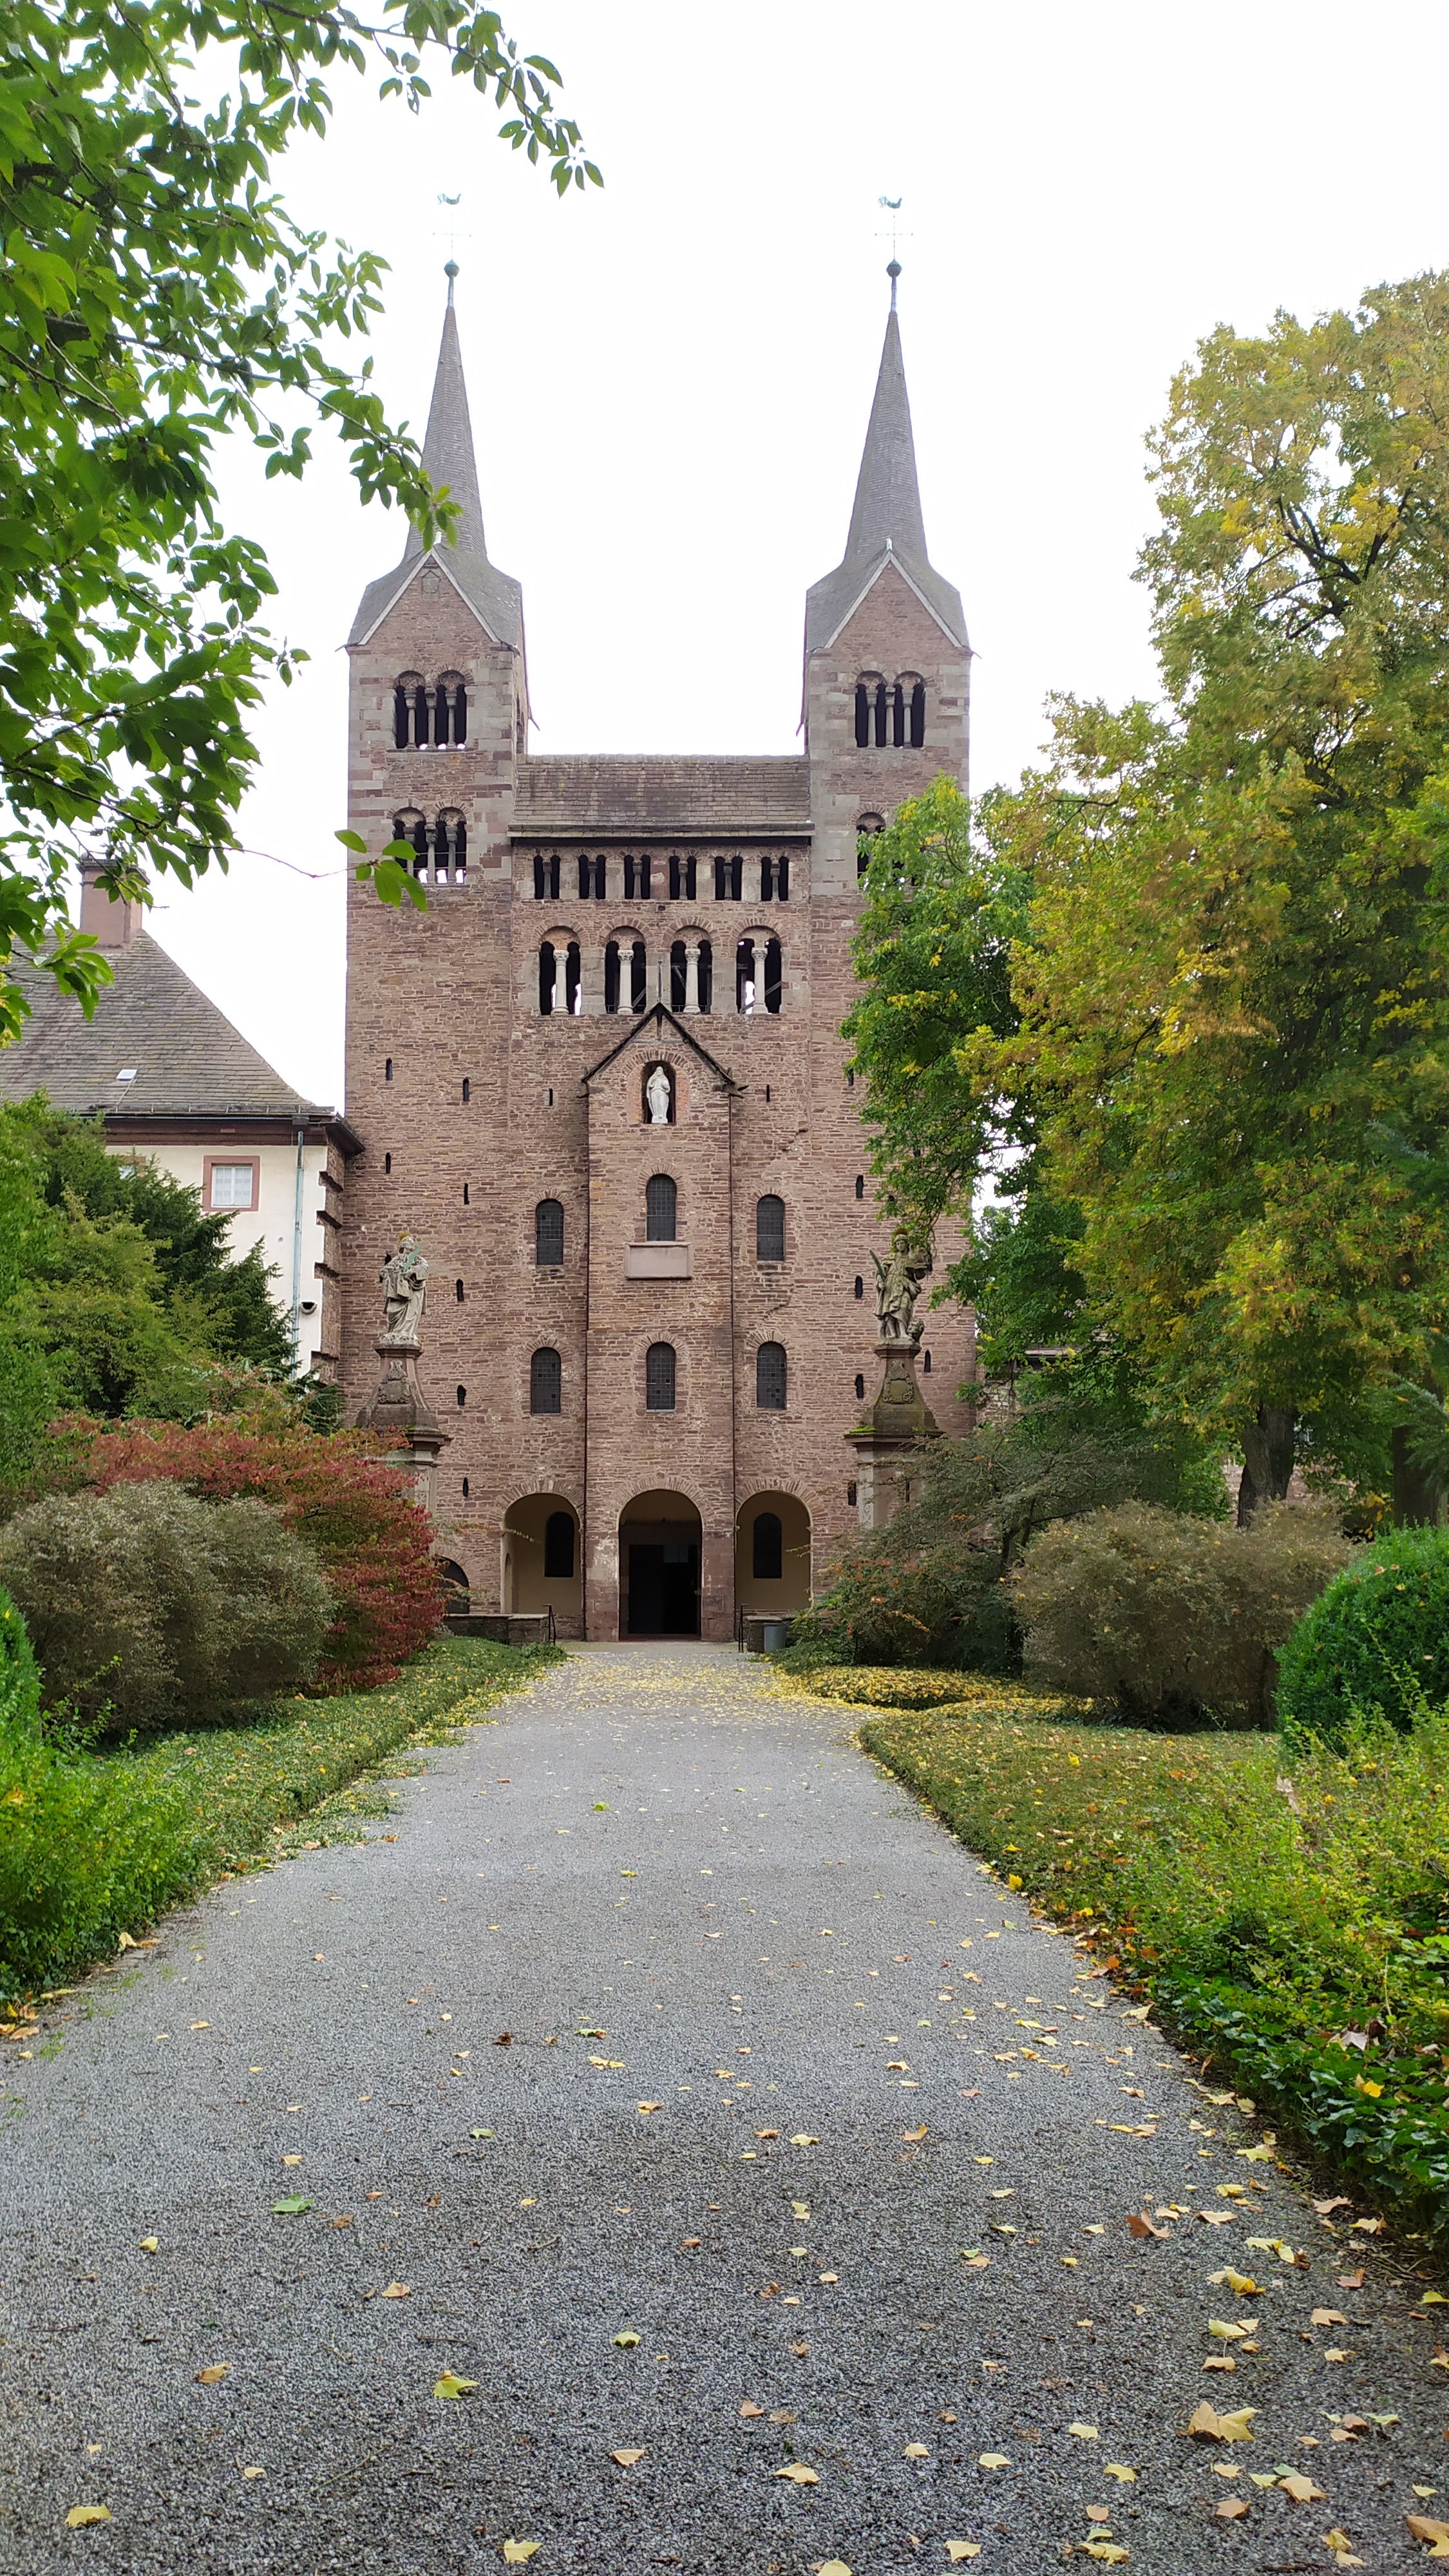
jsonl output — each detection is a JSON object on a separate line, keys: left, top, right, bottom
{"left": 841, "top": 294, "right": 928, "bottom": 572}
{"left": 804, "top": 269, "right": 967, "bottom": 657}
{"left": 348, "top": 269, "right": 524, "bottom": 656}
{"left": 403, "top": 278, "right": 487, "bottom": 566}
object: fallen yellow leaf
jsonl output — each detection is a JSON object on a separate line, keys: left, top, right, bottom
{"left": 242, "top": 2466, "right": 265, "bottom": 2479}
{"left": 65, "top": 2506, "right": 111, "bottom": 2528}
{"left": 194, "top": 2364, "right": 229, "bottom": 2384}
{"left": 978, "top": 2452, "right": 1011, "bottom": 2470}
{"left": 790, "top": 2133, "right": 820, "bottom": 2146}
{"left": 1104, "top": 2463, "right": 1136, "bottom": 2483}
{"left": 945, "top": 2548, "right": 981, "bottom": 2564}
{"left": 774, "top": 2463, "right": 819, "bottom": 2485}
{"left": 819, "top": 2562, "right": 854, "bottom": 2576}
{"left": 1408, "top": 2513, "right": 1449, "bottom": 2557}
{"left": 138, "top": 2237, "right": 158, "bottom": 2253}
{"left": 381, "top": 2281, "right": 411, "bottom": 2299}
{"left": 1188, "top": 2401, "right": 1256, "bottom": 2441}
{"left": 1312, "top": 2308, "right": 1349, "bottom": 2327}
{"left": 1279, "top": 2473, "right": 1325, "bottom": 2502}
{"left": 1208, "top": 2268, "right": 1261, "bottom": 2295}
{"left": 432, "top": 2372, "right": 478, "bottom": 2400}
{"left": 1069, "top": 2421, "right": 1099, "bottom": 2440}
{"left": 610, "top": 2447, "right": 645, "bottom": 2467}
{"left": 613, "top": 2331, "right": 641, "bottom": 2349}
{"left": 636, "top": 2101, "right": 662, "bottom": 2116}
{"left": 502, "top": 2543, "right": 540, "bottom": 2564}
{"left": 739, "top": 2401, "right": 764, "bottom": 2418}
{"left": 1081, "top": 2548, "right": 1128, "bottom": 2565}
{"left": 1215, "top": 2497, "right": 1249, "bottom": 2521}
{"left": 281, "top": 2154, "right": 304, "bottom": 2167}
{"left": 1209, "top": 2318, "right": 1249, "bottom": 2341}
{"left": 904, "top": 2441, "right": 930, "bottom": 2457}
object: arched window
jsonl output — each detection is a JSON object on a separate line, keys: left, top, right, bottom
{"left": 565, "top": 939, "right": 582, "bottom": 1016}
{"left": 544, "top": 1511, "right": 575, "bottom": 1578}
{"left": 874, "top": 678, "right": 889, "bottom": 747}
{"left": 623, "top": 853, "right": 652, "bottom": 900}
{"left": 538, "top": 942, "right": 557, "bottom": 1014}
{"left": 455, "top": 1278, "right": 464, "bottom": 1302}
{"left": 909, "top": 679, "right": 926, "bottom": 748}
{"left": 891, "top": 679, "right": 906, "bottom": 747}
{"left": 393, "top": 673, "right": 425, "bottom": 748}
{"left": 755, "top": 1195, "right": 786, "bottom": 1263}
{"left": 670, "top": 939, "right": 687, "bottom": 1010}
{"left": 855, "top": 677, "right": 876, "bottom": 749}
{"left": 603, "top": 940, "right": 621, "bottom": 1014}
{"left": 855, "top": 1275, "right": 864, "bottom": 1300}
{"left": 714, "top": 853, "right": 743, "bottom": 901}
{"left": 645, "top": 1341, "right": 677, "bottom": 1411}
{"left": 436, "top": 1556, "right": 469, "bottom": 1606}
{"left": 437, "top": 672, "right": 468, "bottom": 745}
{"left": 855, "top": 1174, "right": 866, "bottom": 1199}
{"left": 857, "top": 813, "right": 883, "bottom": 881}
{"left": 535, "top": 1198, "right": 564, "bottom": 1265}
{"left": 668, "top": 854, "right": 697, "bottom": 901}
{"left": 736, "top": 935, "right": 756, "bottom": 1014}
{"left": 697, "top": 938, "right": 714, "bottom": 1012}
{"left": 760, "top": 853, "right": 791, "bottom": 901}
{"left": 756, "top": 1342, "right": 787, "bottom": 1411}
{"left": 456, "top": 1385, "right": 467, "bottom": 1408}
{"left": 645, "top": 1173, "right": 677, "bottom": 1242}
{"left": 533, "top": 853, "right": 561, "bottom": 900}
{"left": 752, "top": 1511, "right": 783, "bottom": 1581}
{"left": 437, "top": 810, "right": 466, "bottom": 884}
{"left": 923, "top": 1349, "right": 932, "bottom": 1372}
{"left": 855, "top": 1372, "right": 866, "bottom": 1400}
{"left": 393, "top": 809, "right": 428, "bottom": 878}
{"left": 578, "top": 853, "right": 607, "bottom": 899}
{"left": 763, "top": 936, "right": 782, "bottom": 1013}
{"left": 630, "top": 938, "right": 647, "bottom": 1012}
{"left": 530, "top": 1347, "right": 562, "bottom": 1415}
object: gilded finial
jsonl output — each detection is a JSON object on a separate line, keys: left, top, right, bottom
{"left": 887, "top": 257, "right": 901, "bottom": 312}
{"left": 444, "top": 258, "right": 459, "bottom": 307}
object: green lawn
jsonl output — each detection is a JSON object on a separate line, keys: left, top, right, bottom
{"left": 797, "top": 1668, "right": 1449, "bottom": 2240}
{"left": 0, "top": 1636, "right": 560, "bottom": 2012}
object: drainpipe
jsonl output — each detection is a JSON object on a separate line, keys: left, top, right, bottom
{"left": 290, "top": 1128, "right": 305, "bottom": 1367}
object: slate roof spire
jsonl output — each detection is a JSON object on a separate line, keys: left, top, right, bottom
{"left": 348, "top": 269, "right": 524, "bottom": 654}
{"left": 804, "top": 268, "right": 967, "bottom": 657}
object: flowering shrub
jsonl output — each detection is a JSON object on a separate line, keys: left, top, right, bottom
{"left": 69, "top": 1419, "right": 442, "bottom": 1689}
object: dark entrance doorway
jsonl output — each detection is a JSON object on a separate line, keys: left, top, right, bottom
{"left": 626, "top": 1540, "right": 700, "bottom": 1636}
{"left": 618, "top": 1490, "right": 703, "bottom": 1638}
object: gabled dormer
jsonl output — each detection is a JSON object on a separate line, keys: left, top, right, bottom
{"left": 803, "top": 269, "right": 971, "bottom": 891}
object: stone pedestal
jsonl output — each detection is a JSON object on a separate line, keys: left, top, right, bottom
{"left": 355, "top": 1339, "right": 450, "bottom": 1512}
{"left": 846, "top": 1339, "right": 939, "bottom": 1532}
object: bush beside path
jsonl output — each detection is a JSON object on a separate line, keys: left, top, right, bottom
{"left": 2, "top": 1645, "right": 1445, "bottom": 2572}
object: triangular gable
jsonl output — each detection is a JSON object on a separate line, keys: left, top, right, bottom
{"left": 814, "top": 546, "right": 967, "bottom": 659}
{"left": 348, "top": 546, "right": 507, "bottom": 654}
{"left": 582, "top": 1001, "right": 739, "bottom": 1094}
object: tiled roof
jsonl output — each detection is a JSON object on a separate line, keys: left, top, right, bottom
{"left": 0, "top": 935, "right": 334, "bottom": 1121}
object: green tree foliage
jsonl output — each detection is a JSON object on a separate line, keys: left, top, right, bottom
{"left": 0, "top": 1099, "right": 296, "bottom": 1466}
{"left": 0, "top": 1, "right": 597, "bottom": 1037}
{"left": 1276, "top": 1524, "right": 1449, "bottom": 1748}
{"left": 850, "top": 276, "right": 1449, "bottom": 1516}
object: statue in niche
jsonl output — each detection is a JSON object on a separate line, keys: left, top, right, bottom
{"left": 872, "top": 1226, "right": 933, "bottom": 1347}
{"left": 379, "top": 1232, "right": 429, "bottom": 1345}
{"left": 645, "top": 1063, "right": 673, "bottom": 1126}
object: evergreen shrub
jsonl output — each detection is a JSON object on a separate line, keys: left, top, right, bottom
{"left": 0, "top": 1482, "right": 331, "bottom": 1730}
{"left": 1012, "top": 1500, "right": 1352, "bottom": 1727}
{"left": 70, "top": 1419, "right": 443, "bottom": 1687}
{"left": 1276, "top": 1523, "right": 1449, "bottom": 1749}
{"left": 0, "top": 1586, "right": 40, "bottom": 1734}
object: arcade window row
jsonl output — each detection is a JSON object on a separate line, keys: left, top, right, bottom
{"left": 533, "top": 853, "right": 791, "bottom": 903}
{"left": 538, "top": 934, "right": 783, "bottom": 1016}
{"left": 855, "top": 673, "right": 927, "bottom": 749}
{"left": 524, "top": 1341, "right": 789, "bottom": 1416}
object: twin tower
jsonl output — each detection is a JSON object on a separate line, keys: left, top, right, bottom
{"left": 340, "top": 276, "right": 973, "bottom": 1639}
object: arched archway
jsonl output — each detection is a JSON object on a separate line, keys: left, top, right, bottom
{"left": 502, "top": 1494, "right": 583, "bottom": 1636}
{"left": 620, "top": 1488, "right": 702, "bottom": 1637}
{"left": 735, "top": 1490, "right": 811, "bottom": 1615}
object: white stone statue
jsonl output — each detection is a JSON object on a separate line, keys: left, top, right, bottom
{"left": 379, "top": 1232, "right": 428, "bottom": 1345}
{"left": 873, "top": 1226, "right": 933, "bottom": 1346}
{"left": 645, "top": 1063, "right": 672, "bottom": 1125}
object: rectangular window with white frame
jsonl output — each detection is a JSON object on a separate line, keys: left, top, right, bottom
{"left": 205, "top": 1159, "right": 259, "bottom": 1213}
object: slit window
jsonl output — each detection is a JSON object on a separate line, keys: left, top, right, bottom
{"left": 456, "top": 1385, "right": 467, "bottom": 1408}
{"left": 645, "top": 1341, "right": 677, "bottom": 1412}
{"left": 855, "top": 1372, "right": 866, "bottom": 1399}
{"left": 455, "top": 1279, "right": 464, "bottom": 1302}
{"left": 544, "top": 1511, "right": 575, "bottom": 1579}
{"left": 384, "top": 1151, "right": 392, "bottom": 1173}
{"left": 760, "top": 854, "right": 791, "bottom": 901}
{"left": 645, "top": 1173, "right": 677, "bottom": 1242}
{"left": 855, "top": 680, "right": 871, "bottom": 748}
{"left": 530, "top": 1347, "right": 562, "bottom": 1415}
{"left": 670, "top": 939, "right": 688, "bottom": 1011}
{"left": 909, "top": 679, "right": 926, "bottom": 747}
{"left": 437, "top": 673, "right": 468, "bottom": 746}
{"left": 604, "top": 940, "right": 621, "bottom": 1014}
{"left": 533, "top": 853, "right": 561, "bottom": 900}
{"left": 384, "top": 1058, "right": 393, "bottom": 1082}
{"left": 538, "top": 942, "right": 556, "bottom": 1014}
{"left": 565, "top": 939, "right": 582, "bottom": 1016}
{"left": 735, "top": 935, "right": 756, "bottom": 1014}
{"left": 696, "top": 938, "right": 714, "bottom": 1012}
{"left": 763, "top": 936, "right": 782, "bottom": 1013}
{"left": 755, "top": 1195, "right": 786, "bottom": 1264}
{"left": 535, "top": 1198, "right": 565, "bottom": 1265}
{"left": 579, "top": 853, "right": 607, "bottom": 899}
{"left": 752, "top": 1511, "right": 783, "bottom": 1582}
{"left": 668, "top": 854, "right": 697, "bottom": 901}
{"left": 630, "top": 938, "right": 647, "bottom": 1012}
{"left": 623, "top": 853, "right": 652, "bottom": 900}
{"left": 461, "top": 1077, "right": 470, "bottom": 1104}
{"left": 714, "top": 853, "right": 743, "bottom": 901}
{"left": 855, "top": 1275, "right": 864, "bottom": 1299}
{"left": 756, "top": 1341, "right": 787, "bottom": 1411}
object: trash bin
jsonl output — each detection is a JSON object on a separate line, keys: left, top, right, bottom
{"left": 761, "top": 1618, "right": 791, "bottom": 1653}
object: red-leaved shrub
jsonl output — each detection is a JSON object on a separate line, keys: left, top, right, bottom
{"left": 69, "top": 1420, "right": 442, "bottom": 1689}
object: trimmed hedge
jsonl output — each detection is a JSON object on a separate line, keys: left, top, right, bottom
{"left": 1277, "top": 1523, "right": 1449, "bottom": 1748}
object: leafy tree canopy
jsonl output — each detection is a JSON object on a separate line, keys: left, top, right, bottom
{"left": 850, "top": 275, "right": 1449, "bottom": 1516}
{"left": 0, "top": 1098, "right": 299, "bottom": 1474}
{"left": 0, "top": 0, "right": 597, "bottom": 1039}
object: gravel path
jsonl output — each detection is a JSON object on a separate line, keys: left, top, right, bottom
{"left": 3, "top": 1644, "right": 1444, "bottom": 2574}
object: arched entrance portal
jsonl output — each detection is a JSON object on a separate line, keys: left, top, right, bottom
{"left": 620, "top": 1489, "right": 702, "bottom": 1637}
{"left": 502, "top": 1495, "right": 583, "bottom": 1636}
{"left": 734, "top": 1490, "right": 812, "bottom": 1616}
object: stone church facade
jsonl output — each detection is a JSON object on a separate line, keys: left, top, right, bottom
{"left": 341, "top": 274, "right": 974, "bottom": 1639}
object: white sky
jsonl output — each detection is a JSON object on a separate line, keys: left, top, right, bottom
{"left": 145, "top": 0, "right": 1448, "bottom": 1108}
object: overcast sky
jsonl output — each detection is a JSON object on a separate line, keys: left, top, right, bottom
{"left": 146, "top": 0, "right": 1448, "bottom": 1107}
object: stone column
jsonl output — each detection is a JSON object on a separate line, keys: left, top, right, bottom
{"left": 684, "top": 938, "right": 701, "bottom": 1015}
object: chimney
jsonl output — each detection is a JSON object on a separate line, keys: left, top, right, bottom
{"left": 79, "top": 864, "right": 140, "bottom": 951}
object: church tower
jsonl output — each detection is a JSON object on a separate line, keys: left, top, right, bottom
{"left": 339, "top": 270, "right": 974, "bottom": 1640}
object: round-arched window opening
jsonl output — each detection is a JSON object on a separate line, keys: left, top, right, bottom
{"left": 643, "top": 1062, "right": 675, "bottom": 1125}
{"left": 544, "top": 1510, "right": 576, "bottom": 1579}
{"left": 756, "top": 1342, "right": 788, "bottom": 1412}
{"left": 435, "top": 1557, "right": 469, "bottom": 1609}
{"left": 535, "top": 1198, "right": 565, "bottom": 1265}
{"left": 752, "top": 1510, "right": 784, "bottom": 1582}
{"left": 645, "top": 1341, "right": 677, "bottom": 1412}
{"left": 645, "top": 1174, "right": 677, "bottom": 1242}
{"left": 855, "top": 1372, "right": 865, "bottom": 1401}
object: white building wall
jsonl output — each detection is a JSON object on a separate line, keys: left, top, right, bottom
{"left": 108, "top": 1139, "right": 334, "bottom": 1376}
